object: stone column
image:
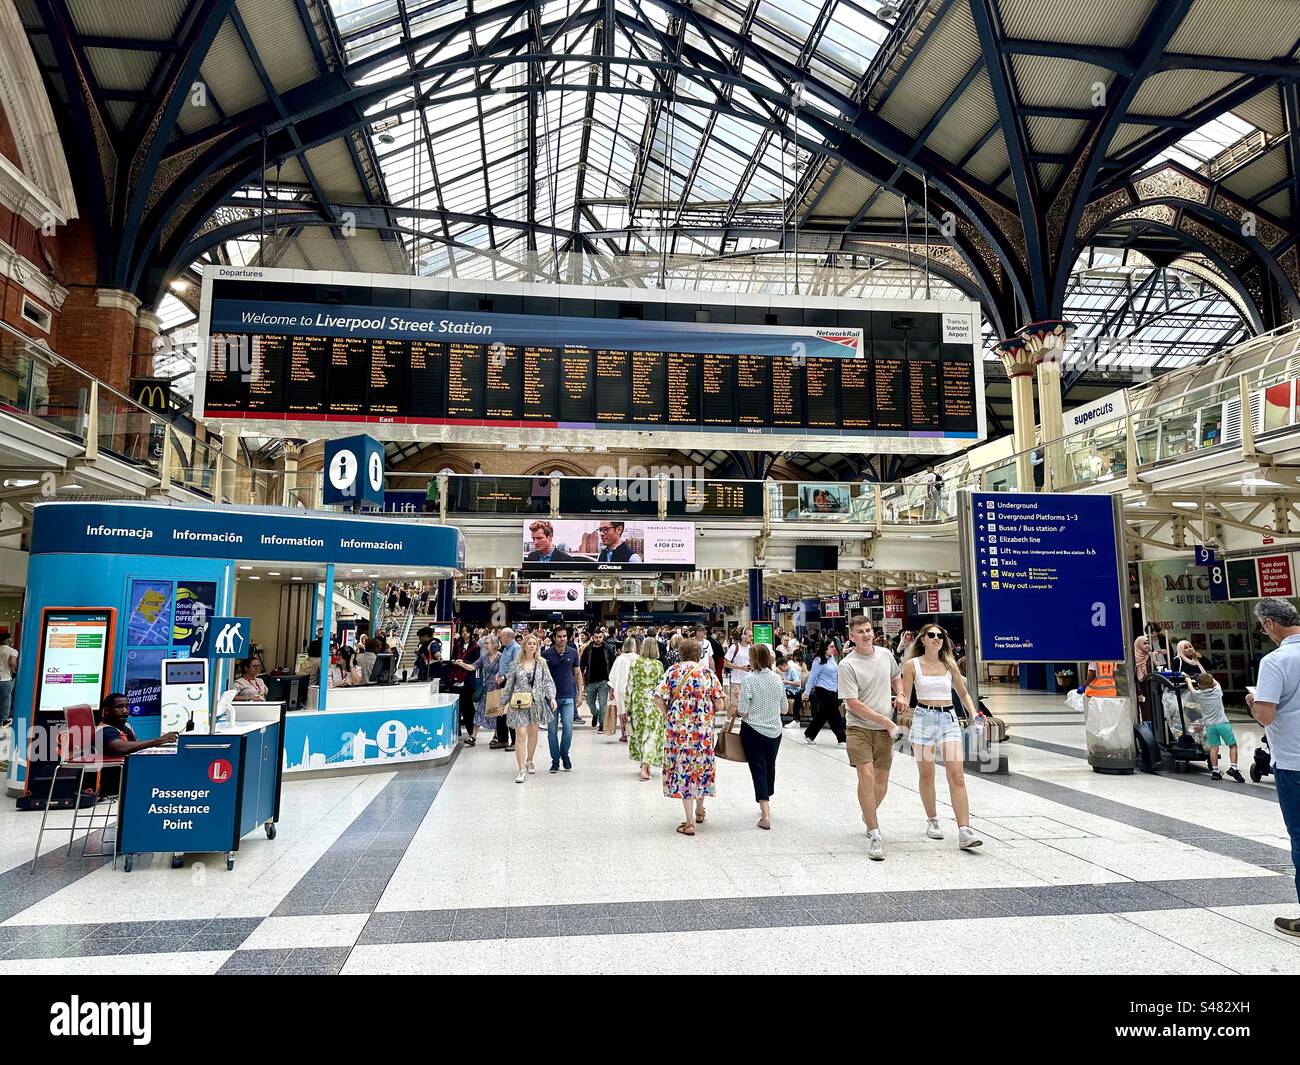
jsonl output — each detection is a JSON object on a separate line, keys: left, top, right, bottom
{"left": 281, "top": 442, "right": 303, "bottom": 506}
{"left": 995, "top": 339, "right": 1038, "bottom": 490}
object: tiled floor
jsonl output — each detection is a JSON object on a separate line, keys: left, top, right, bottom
{"left": 1, "top": 690, "right": 1295, "bottom": 974}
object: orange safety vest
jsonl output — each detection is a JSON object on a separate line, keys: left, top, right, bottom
{"left": 1085, "top": 661, "right": 1117, "bottom": 698}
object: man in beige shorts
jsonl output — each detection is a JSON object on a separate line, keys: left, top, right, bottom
{"left": 838, "top": 615, "right": 907, "bottom": 860}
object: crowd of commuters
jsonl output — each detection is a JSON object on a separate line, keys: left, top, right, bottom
{"left": 415, "top": 616, "right": 988, "bottom": 860}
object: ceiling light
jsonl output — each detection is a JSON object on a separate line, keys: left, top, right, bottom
{"left": 239, "top": 565, "right": 253, "bottom": 570}
{"left": 62, "top": 483, "right": 83, "bottom": 491}
{"left": 248, "top": 575, "right": 260, "bottom": 580}
{"left": 292, "top": 576, "right": 303, "bottom": 581}
{"left": 169, "top": 278, "right": 189, "bottom": 293}
{"left": 3, "top": 478, "right": 38, "bottom": 488}
{"left": 1171, "top": 501, "right": 1198, "bottom": 509}
{"left": 268, "top": 572, "right": 280, "bottom": 576}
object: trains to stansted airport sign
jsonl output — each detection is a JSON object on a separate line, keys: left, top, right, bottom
{"left": 196, "top": 268, "right": 985, "bottom": 452}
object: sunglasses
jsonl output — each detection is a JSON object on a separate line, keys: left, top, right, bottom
{"left": 924, "top": 631, "right": 944, "bottom": 640}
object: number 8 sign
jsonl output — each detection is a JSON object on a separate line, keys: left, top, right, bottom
{"left": 1207, "top": 561, "right": 1228, "bottom": 602}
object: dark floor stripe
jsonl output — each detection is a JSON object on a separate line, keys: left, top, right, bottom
{"left": 1003, "top": 736, "right": 1280, "bottom": 804}
{"left": 0, "top": 916, "right": 264, "bottom": 961}
{"left": 272, "top": 747, "right": 460, "bottom": 918}
{"left": 339, "top": 874, "right": 1296, "bottom": 947}
{"left": 0, "top": 832, "right": 113, "bottom": 924}
{"left": 979, "top": 768, "right": 1291, "bottom": 872}
{"left": 1005, "top": 735, "right": 1088, "bottom": 759}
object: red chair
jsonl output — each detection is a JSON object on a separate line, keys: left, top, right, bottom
{"left": 30, "top": 705, "right": 123, "bottom": 873}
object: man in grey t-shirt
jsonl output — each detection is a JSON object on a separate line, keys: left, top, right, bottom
{"left": 837, "top": 615, "right": 906, "bottom": 861}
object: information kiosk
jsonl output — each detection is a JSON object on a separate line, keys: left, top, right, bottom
{"left": 9, "top": 501, "right": 466, "bottom": 802}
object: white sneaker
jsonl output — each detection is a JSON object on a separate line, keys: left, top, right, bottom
{"left": 838, "top": 741, "right": 847, "bottom": 749}
{"left": 784, "top": 720, "right": 800, "bottom": 729}
{"left": 926, "top": 818, "right": 944, "bottom": 840}
{"left": 805, "top": 736, "right": 816, "bottom": 745}
{"left": 526, "top": 762, "right": 535, "bottom": 775}
{"left": 867, "top": 835, "right": 885, "bottom": 861}
{"left": 515, "top": 770, "right": 526, "bottom": 784}
{"left": 958, "top": 826, "right": 983, "bottom": 850}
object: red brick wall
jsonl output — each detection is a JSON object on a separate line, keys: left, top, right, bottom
{"left": 0, "top": 105, "right": 20, "bottom": 169}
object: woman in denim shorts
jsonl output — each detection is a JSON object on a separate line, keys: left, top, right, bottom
{"left": 899, "top": 625, "right": 983, "bottom": 851}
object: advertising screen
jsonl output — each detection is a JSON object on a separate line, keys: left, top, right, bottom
{"left": 521, "top": 519, "right": 696, "bottom": 573}
{"left": 530, "top": 581, "right": 587, "bottom": 611}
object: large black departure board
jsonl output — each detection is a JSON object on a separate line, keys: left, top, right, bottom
{"left": 201, "top": 275, "right": 982, "bottom": 440}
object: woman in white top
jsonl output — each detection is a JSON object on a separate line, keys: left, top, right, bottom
{"left": 608, "top": 636, "right": 640, "bottom": 743}
{"left": 899, "top": 624, "right": 982, "bottom": 850}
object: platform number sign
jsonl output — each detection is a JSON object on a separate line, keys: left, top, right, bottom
{"left": 1207, "top": 561, "right": 1228, "bottom": 602}
{"left": 1194, "top": 544, "right": 1216, "bottom": 567}
{"left": 323, "top": 434, "right": 385, "bottom": 509}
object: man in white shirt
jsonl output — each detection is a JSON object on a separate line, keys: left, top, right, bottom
{"left": 837, "top": 615, "right": 906, "bottom": 861}
{"left": 694, "top": 625, "right": 714, "bottom": 672}
{"left": 0, "top": 633, "right": 15, "bottom": 726}
{"left": 1246, "top": 598, "right": 1300, "bottom": 937}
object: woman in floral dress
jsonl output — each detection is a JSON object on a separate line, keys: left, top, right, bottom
{"left": 472, "top": 634, "right": 501, "bottom": 735}
{"left": 499, "top": 632, "right": 555, "bottom": 784}
{"left": 653, "top": 638, "right": 724, "bottom": 836}
{"left": 626, "top": 638, "right": 666, "bottom": 780}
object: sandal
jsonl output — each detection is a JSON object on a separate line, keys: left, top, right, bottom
{"left": 676, "top": 822, "right": 696, "bottom": 836}
{"left": 639, "top": 769, "right": 650, "bottom": 781}
{"left": 695, "top": 807, "right": 706, "bottom": 823}
{"left": 757, "top": 817, "right": 771, "bottom": 830}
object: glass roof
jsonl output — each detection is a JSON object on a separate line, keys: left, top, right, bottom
{"left": 1149, "top": 111, "right": 1258, "bottom": 171}
{"left": 326, "top": 0, "right": 897, "bottom": 272}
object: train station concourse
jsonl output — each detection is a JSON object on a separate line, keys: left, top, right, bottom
{"left": 0, "top": 0, "right": 1297, "bottom": 1014}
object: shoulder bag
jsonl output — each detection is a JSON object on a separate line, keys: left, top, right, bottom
{"left": 509, "top": 663, "right": 538, "bottom": 710}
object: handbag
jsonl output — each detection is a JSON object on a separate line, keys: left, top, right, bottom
{"left": 715, "top": 717, "right": 748, "bottom": 763}
{"left": 484, "top": 688, "right": 503, "bottom": 716}
{"left": 508, "top": 662, "right": 539, "bottom": 711}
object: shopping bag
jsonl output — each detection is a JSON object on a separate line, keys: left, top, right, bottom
{"left": 483, "top": 688, "right": 503, "bottom": 718}
{"left": 715, "top": 719, "right": 747, "bottom": 763}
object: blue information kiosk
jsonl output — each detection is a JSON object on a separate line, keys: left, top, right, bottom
{"left": 10, "top": 499, "right": 465, "bottom": 869}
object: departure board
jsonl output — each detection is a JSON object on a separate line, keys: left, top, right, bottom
{"left": 736, "top": 355, "right": 769, "bottom": 427}
{"left": 630, "top": 350, "right": 667, "bottom": 424}
{"left": 247, "top": 335, "right": 286, "bottom": 413}
{"left": 369, "top": 338, "right": 406, "bottom": 416}
{"left": 200, "top": 271, "right": 984, "bottom": 444}
{"left": 702, "top": 353, "right": 735, "bottom": 425}
{"left": 448, "top": 343, "right": 485, "bottom": 419}
{"left": 874, "top": 344, "right": 907, "bottom": 431}
{"left": 523, "top": 346, "right": 558, "bottom": 421}
{"left": 908, "top": 342, "right": 941, "bottom": 431}
{"left": 805, "top": 358, "right": 839, "bottom": 429}
{"left": 941, "top": 345, "right": 977, "bottom": 432}
{"left": 485, "top": 344, "right": 521, "bottom": 420}
{"left": 594, "top": 348, "right": 630, "bottom": 423}
{"left": 408, "top": 339, "right": 445, "bottom": 419}
{"left": 667, "top": 351, "right": 701, "bottom": 425}
{"left": 771, "top": 357, "right": 802, "bottom": 428}
{"left": 287, "top": 336, "right": 328, "bottom": 414}
{"left": 559, "top": 346, "right": 594, "bottom": 423}
{"left": 840, "top": 356, "right": 872, "bottom": 430}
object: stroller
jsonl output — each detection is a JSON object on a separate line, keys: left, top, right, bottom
{"left": 1250, "top": 735, "right": 1275, "bottom": 783}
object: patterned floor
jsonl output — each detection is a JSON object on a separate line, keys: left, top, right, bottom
{"left": 2, "top": 690, "right": 1295, "bottom": 974}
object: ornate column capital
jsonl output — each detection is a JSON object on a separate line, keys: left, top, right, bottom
{"left": 994, "top": 337, "right": 1036, "bottom": 378}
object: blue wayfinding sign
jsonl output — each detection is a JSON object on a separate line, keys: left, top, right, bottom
{"left": 971, "top": 492, "right": 1125, "bottom": 663}
{"left": 324, "top": 434, "right": 385, "bottom": 508}
{"left": 1195, "top": 544, "right": 1216, "bottom": 566}
{"left": 194, "top": 616, "right": 252, "bottom": 659}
